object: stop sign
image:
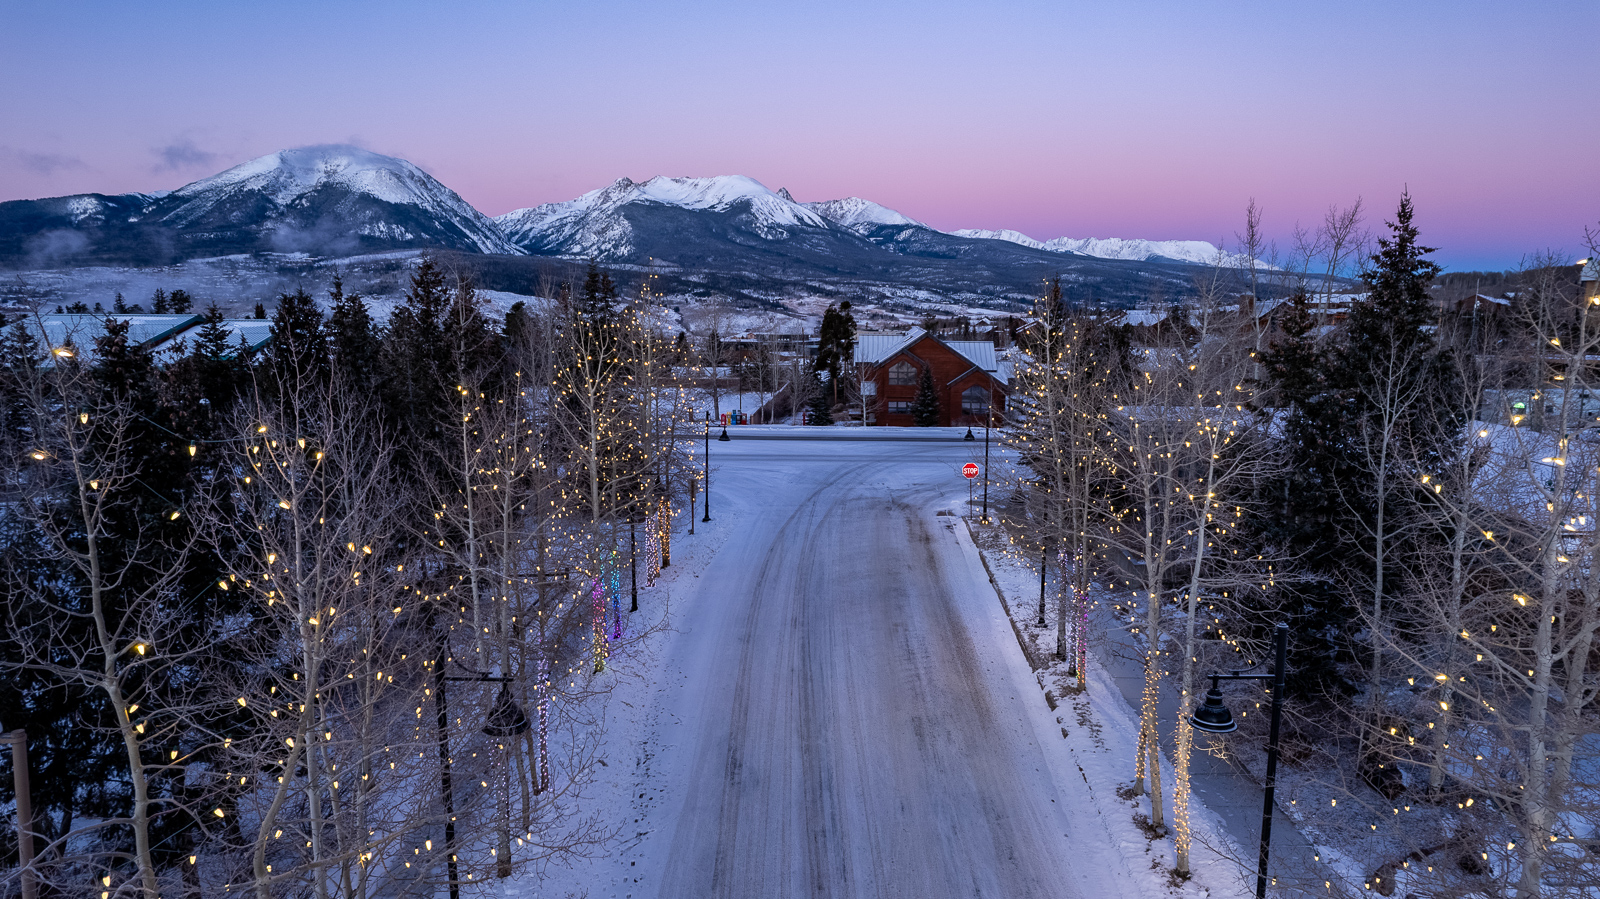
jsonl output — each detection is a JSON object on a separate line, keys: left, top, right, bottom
{"left": 963, "top": 463, "right": 980, "bottom": 479}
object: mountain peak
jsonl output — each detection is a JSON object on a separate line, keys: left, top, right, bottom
{"left": 950, "top": 228, "right": 1045, "bottom": 250}
{"left": 805, "top": 197, "right": 925, "bottom": 234}
{"left": 495, "top": 174, "right": 832, "bottom": 258}
{"left": 155, "top": 145, "right": 519, "bottom": 255}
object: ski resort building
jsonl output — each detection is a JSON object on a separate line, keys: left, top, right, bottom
{"left": 855, "top": 327, "right": 1007, "bottom": 427}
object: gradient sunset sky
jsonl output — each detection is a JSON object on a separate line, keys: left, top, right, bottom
{"left": 2, "top": 0, "right": 1594, "bottom": 270}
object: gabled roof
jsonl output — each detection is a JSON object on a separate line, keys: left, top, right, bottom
{"left": 853, "top": 327, "right": 999, "bottom": 373}
{"left": 944, "top": 340, "right": 998, "bottom": 372}
{"left": 855, "top": 327, "right": 927, "bottom": 365}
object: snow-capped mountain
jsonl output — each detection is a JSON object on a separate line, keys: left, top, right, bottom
{"left": 1, "top": 152, "right": 1283, "bottom": 310}
{"left": 0, "top": 145, "right": 517, "bottom": 266}
{"left": 949, "top": 229, "right": 1047, "bottom": 251}
{"left": 496, "top": 175, "right": 836, "bottom": 258}
{"left": 951, "top": 228, "right": 1257, "bottom": 267}
{"left": 162, "top": 145, "right": 520, "bottom": 255}
{"left": 803, "top": 197, "right": 925, "bottom": 234}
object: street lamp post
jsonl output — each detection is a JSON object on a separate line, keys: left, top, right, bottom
{"left": 702, "top": 414, "right": 712, "bottom": 523}
{"left": 1037, "top": 549, "right": 1047, "bottom": 628}
{"left": 433, "top": 654, "right": 531, "bottom": 895}
{"left": 1189, "top": 621, "right": 1289, "bottom": 899}
{"left": 980, "top": 404, "right": 992, "bottom": 524}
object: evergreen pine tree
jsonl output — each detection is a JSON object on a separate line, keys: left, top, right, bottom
{"left": 911, "top": 367, "right": 941, "bottom": 426}
{"left": 265, "top": 288, "right": 327, "bottom": 394}
{"left": 151, "top": 288, "right": 169, "bottom": 314}
{"left": 195, "top": 303, "right": 233, "bottom": 361}
{"left": 112, "top": 292, "right": 128, "bottom": 314}
{"left": 579, "top": 260, "right": 620, "bottom": 327}
{"left": 168, "top": 289, "right": 194, "bottom": 314}
{"left": 815, "top": 302, "right": 859, "bottom": 404}
{"left": 807, "top": 371, "right": 832, "bottom": 425}
{"left": 253, "top": 302, "right": 267, "bottom": 319}
{"left": 1247, "top": 192, "right": 1458, "bottom": 696}
{"left": 326, "top": 276, "right": 380, "bottom": 389}
{"left": 0, "top": 322, "right": 43, "bottom": 436}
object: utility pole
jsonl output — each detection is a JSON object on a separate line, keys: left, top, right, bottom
{"left": 5, "top": 731, "right": 35, "bottom": 899}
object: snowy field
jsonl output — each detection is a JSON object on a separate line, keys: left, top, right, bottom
{"left": 509, "top": 429, "right": 1249, "bottom": 899}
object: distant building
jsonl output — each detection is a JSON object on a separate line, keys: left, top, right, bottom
{"left": 16, "top": 312, "right": 272, "bottom": 362}
{"left": 854, "top": 327, "right": 1006, "bottom": 427}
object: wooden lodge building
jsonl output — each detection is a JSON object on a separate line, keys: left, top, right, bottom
{"left": 854, "top": 327, "right": 1007, "bottom": 427}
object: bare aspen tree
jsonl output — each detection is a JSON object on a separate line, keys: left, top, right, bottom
{"left": 1317, "top": 199, "right": 1367, "bottom": 328}
{"left": 1439, "top": 254, "right": 1600, "bottom": 896}
{"left": 198, "top": 374, "right": 432, "bottom": 899}
{"left": 1, "top": 340, "right": 207, "bottom": 899}
{"left": 1164, "top": 315, "right": 1281, "bottom": 876}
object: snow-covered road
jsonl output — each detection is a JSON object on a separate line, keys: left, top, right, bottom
{"left": 567, "top": 431, "right": 1132, "bottom": 899}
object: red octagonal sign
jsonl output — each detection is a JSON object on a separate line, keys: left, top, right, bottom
{"left": 963, "top": 462, "right": 980, "bottom": 479}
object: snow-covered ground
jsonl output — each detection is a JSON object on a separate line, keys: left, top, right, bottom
{"left": 507, "top": 428, "right": 1251, "bottom": 898}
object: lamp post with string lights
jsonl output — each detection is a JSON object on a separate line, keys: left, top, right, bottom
{"left": 1189, "top": 622, "right": 1289, "bottom": 899}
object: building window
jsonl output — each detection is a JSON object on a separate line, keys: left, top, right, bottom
{"left": 888, "top": 361, "right": 916, "bottom": 386}
{"left": 962, "top": 385, "right": 991, "bottom": 416}
{"left": 887, "top": 400, "right": 913, "bottom": 414}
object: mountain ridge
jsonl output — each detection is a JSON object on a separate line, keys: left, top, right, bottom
{"left": 0, "top": 147, "right": 1275, "bottom": 309}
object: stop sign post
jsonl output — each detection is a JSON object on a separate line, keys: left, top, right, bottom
{"left": 963, "top": 462, "right": 979, "bottom": 515}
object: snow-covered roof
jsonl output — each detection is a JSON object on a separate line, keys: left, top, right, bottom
{"left": 852, "top": 327, "right": 1000, "bottom": 373}
{"left": 23, "top": 313, "right": 205, "bottom": 360}
{"left": 945, "top": 340, "right": 998, "bottom": 372}
{"left": 149, "top": 319, "right": 274, "bottom": 357}
{"left": 855, "top": 327, "right": 927, "bottom": 365}
{"left": 1118, "top": 310, "right": 1169, "bottom": 327}
{"left": 1581, "top": 259, "right": 1596, "bottom": 283}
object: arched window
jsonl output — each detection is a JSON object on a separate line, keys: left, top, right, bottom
{"left": 961, "top": 385, "right": 990, "bottom": 416}
{"left": 888, "top": 361, "right": 916, "bottom": 386}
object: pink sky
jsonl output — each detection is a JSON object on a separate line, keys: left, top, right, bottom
{"left": 2, "top": 1, "right": 1595, "bottom": 270}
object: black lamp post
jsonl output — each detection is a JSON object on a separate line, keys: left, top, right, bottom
{"left": 964, "top": 427, "right": 975, "bottom": 441}
{"left": 980, "top": 405, "right": 992, "bottom": 524}
{"left": 702, "top": 414, "right": 712, "bottom": 523}
{"left": 629, "top": 516, "right": 639, "bottom": 613}
{"left": 1036, "top": 549, "right": 1047, "bottom": 628}
{"left": 433, "top": 654, "right": 531, "bottom": 896}
{"left": 1189, "top": 621, "right": 1289, "bottom": 899}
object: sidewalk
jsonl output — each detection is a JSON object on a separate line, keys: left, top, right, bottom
{"left": 1094, "top": 613, "right": 1354, "bottom": 897}
{"left": 966, "top": 519, "right": 1359, "bottom": 898}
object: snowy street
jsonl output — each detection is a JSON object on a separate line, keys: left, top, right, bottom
{"left": 553, "top": 430, "right": 1135, "bottom": 898}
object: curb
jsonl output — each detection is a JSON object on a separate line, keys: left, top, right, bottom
{"left": 963, "top": 517, "right": 1043, "bottom": 672}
